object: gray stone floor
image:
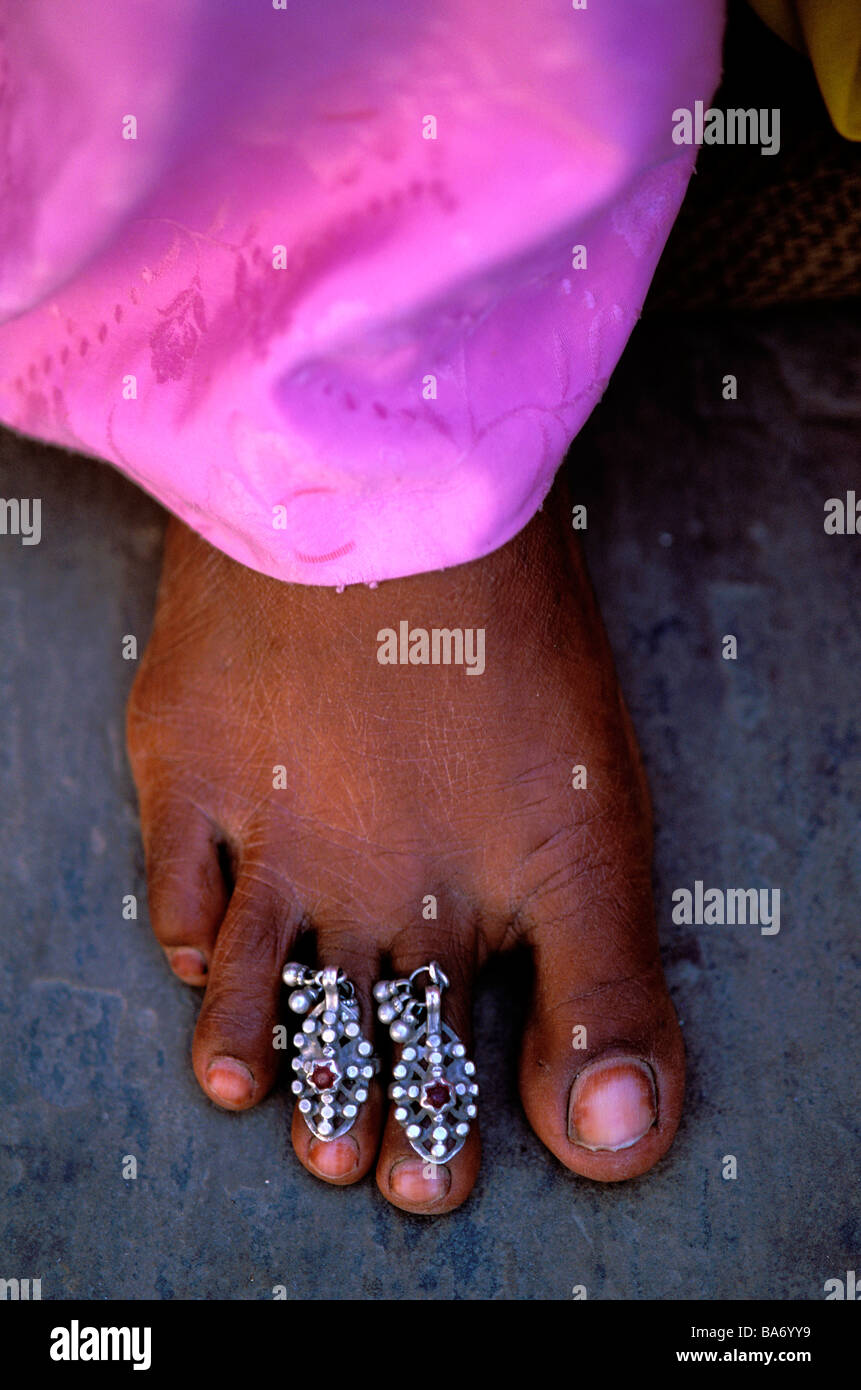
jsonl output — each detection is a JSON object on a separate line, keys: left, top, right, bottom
{"left": 1, "top": 302, "right": 858, "bottom": 1300}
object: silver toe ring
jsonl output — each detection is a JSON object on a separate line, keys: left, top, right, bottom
{"left": 374, "top": 960, "right": 478, "bottom": 1164}
{"left": 283, "top": 963, "right": 379, "bottom": 1141}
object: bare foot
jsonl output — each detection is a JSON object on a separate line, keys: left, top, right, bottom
{"left": 127, "top": 475, "right": 684, "bottom": 1213}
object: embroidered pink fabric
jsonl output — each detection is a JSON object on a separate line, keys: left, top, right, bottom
{"left": 0, "top": 0, "right": 723, "bottom": 585}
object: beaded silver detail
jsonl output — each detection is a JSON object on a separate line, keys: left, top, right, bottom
{"left": 283, "top": 963, "right": 379, "bottom": 1142}
{"left": 374, "top": 961, "right": 477, "bottom": 1164}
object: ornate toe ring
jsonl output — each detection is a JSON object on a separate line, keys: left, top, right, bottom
{"left": 283, "top": 962, "right": 379, "bottom": 1141}
{"left": 374, "top": 960, "right": 478, "bottom": 1164}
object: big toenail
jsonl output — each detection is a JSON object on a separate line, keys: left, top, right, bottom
{"left": 390, "top": 1159, "right": 451, "bottom": 1203}
{"left": 206, "top": 1057, "right": 254, "bottom": 1105}
{"left": 568, "top": 1056, "right": 657, "bottom": 1152}
{"left": 169, "top": 948, "right": 207, "bottom": 980}
{"left": 308, "top": 1136, "right": 358, "bottom": 1178}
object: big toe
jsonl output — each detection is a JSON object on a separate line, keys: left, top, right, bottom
{"left": 518, "top": 836, "right": 684, "bottom": 1181}
{"left": 568, "top": 1054, "right": 659, "bottom": 1153}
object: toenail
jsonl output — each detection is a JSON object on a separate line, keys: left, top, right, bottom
{"left": 206, "top": 1056, "right": 254, "bottom": 1106}
{"left": 169, "top": 947, "right": 207, "bottom": 981}
{"left": 308, "top": 1136, "right": 359, "bottom": 1179}
{"left": 390, "top": 1159, "right": 451, "bottom": 1204}
{"left": 568, "top": 1056, "right": 657, "bottom": 1152}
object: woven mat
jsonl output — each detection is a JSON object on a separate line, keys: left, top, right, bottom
{"left": 647, "top": 1, "right": 861, "bottom": 310}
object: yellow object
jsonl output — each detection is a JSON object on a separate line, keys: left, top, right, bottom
{"left": 749, "top": 0, "right": 861, "bottom": 139}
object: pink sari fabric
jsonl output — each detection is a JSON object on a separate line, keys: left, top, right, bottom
{"left": 0, "top": 0, "right": 723, "bottom": 585}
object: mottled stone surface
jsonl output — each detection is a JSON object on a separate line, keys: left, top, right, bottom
{"left": 0, "top": 302, "right": 858, "bottom": 1300}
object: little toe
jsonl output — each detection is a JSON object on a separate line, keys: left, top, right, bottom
{"left": 139, "top": 799, "right": 230, "bottom": 986}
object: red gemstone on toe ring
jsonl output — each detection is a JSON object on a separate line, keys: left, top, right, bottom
{"left": 421, "top": 1080, "right": 451, "bottom": 1112}
{"left": 309, "top": 1063, "right": 339, "bottom": 1092}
